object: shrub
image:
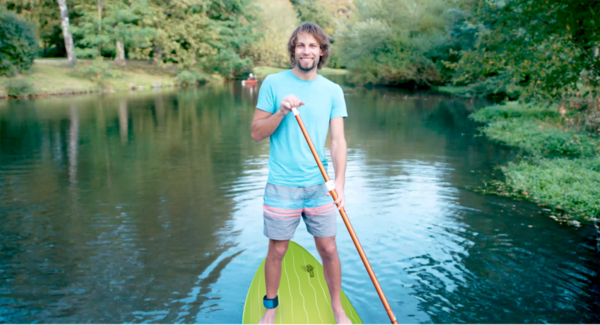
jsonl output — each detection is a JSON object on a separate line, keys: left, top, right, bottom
{"left": 5, "top": 78, "right": 34, "bottom": 97}
{"left": 0, "top": 9, "right": 38, "bottom": 76}
{"left": 176, "top": 70, "right": 210, "bottom": 86}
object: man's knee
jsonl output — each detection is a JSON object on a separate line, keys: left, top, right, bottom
{"left": 316, "top": 238, "right": 338, "bottom": 260}
{"left": 268, "top": 239, "right": 289, "bottom": 261}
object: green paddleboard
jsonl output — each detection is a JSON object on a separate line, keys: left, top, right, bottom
{"left": 242, "top": 241, "right": 363, "bottom": 324}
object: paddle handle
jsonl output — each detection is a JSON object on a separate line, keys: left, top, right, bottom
{"left": 292, "top": 108, "right": 398, "bottom": 324}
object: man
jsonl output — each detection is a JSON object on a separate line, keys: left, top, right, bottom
{"left": 251, "top": 22, "right": 351, "bottom": 324}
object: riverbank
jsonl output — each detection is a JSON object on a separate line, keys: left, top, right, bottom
{"left": 470, "top": 101, "right": 600, "bottom": 223}
{"left": 0, "top": 61, "right": 349, "bottom": 99}
{"left": 252, "top": 65, "right": 349, "bottom": 79}
{"left": 0, "top": 59, "right": 189, "bottom": 99}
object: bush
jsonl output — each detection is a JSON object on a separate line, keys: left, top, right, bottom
{"left": 0, "top": 9, "right": 38, "bottom": 76}
{"left": 5, "top": 78, "right": 34, "bottom": 97}
{"left": 176, "top": 69, "right": 210, "bottom": 86}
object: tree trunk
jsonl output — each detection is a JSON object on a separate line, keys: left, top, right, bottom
{"left": 97, "top": 0, "right": 103, "bottom": 57}
{"left": 115, "top": 41, "right": 126, "bottom": 65}
{"left": 152, "top": 42, "right": 163, "bottom": 64}
{"left": 57, "top": 0, "right": 77, "bottom": 65}
{"left": 594, "top": 46, "right": 599, "bottom": 58}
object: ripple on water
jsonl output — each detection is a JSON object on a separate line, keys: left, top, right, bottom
{"left": 1, "top": 89, "right": 599, "bottom": 324}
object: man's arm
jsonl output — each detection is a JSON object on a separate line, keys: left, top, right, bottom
{"left": 329, "top": 117, "right": 347, "bottom": 210}
{"left": 251, "top": 109, "right": 285, "bottom": 142}
{"left": 251, "top": 95, "right": 305, "bottom": 142}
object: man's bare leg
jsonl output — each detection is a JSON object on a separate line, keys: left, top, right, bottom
{"left": 258, "top": 239, "right": 290, "bottom": 324}
{"left": 315, "top": 236, "right": 352, "bottom": 324}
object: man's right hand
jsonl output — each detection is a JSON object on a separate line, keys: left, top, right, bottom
{"left": 279, "top": 94, "right": 305, "bottom": 115}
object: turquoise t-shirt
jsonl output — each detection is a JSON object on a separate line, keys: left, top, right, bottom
{"left": 256, "top": 70, "right": 347, "bottom": 187}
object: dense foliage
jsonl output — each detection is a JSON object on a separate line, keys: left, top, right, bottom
{"left": 248, "top": 0, "right": 298, "bottom": 68}
{"left": 1, "top": 0, "right": 598, "bottom": 88}
{"left": 70, "top": 0, "right": 155, "bottom": 60}
{"left": 2, "top": 0, "right": 257, "bottom": 78}
{"left": 336, "top": 0, "right": 458, "bottom": 86}
{"left": 450, "top": 0, "right": 600, "bottom": 101}
{"left": 0, "top": 8, "right": 37, "bottom": 76}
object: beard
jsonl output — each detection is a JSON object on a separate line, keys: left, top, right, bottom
{"left": 296, "top": 56, "right": 319, "bottom": 72}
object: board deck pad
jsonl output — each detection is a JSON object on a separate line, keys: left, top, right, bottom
{"left": 242, "top": 241, "right": 363, "bottom": 324}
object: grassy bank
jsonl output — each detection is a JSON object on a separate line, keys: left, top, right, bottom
{"left": 471, "top": 102, "right": 600, "bottom": 222}
{"left": 0, "top": 59, "right": 190, "bottom": 99}
{"left": 433, "top": 86, "right": 474, "bottom": 98}
{"left": 0, "top": 62, "right": 348, "bottom": 99}
{"left": 253, "top": 65, "right": 349, "bottom": 79}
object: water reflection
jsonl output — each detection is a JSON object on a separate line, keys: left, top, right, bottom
{"left": 0, "top": 81, "right": 598, "bottom": 323}
{"left": 0, "top": 84, "right": 260, "bottom": 323}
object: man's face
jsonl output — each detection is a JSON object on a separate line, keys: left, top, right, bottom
{"left": 294, "top": 32, "right": 323, "bottom": 72}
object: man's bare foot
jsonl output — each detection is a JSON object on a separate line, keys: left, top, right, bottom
{"left": 258, "top": 308, "right": 277, "bottom": 324}
{"left": 334, "top": 308, "right": 352, "bottom": 324}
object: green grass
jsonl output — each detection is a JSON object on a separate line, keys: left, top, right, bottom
{"left": 252, "top": 65, "right": 349, "bottom": 79}
{"left": 0, "top": 59, "right": 193, "bottom": 98}
{"left": 472, "top": 101, "right": 600, "bottom": 221}
{"left": 482, "top": 119, "right": 598, "bottom": 158}
{"left": 0, "top": 62, "right": 347, "bottom": 98}
{"left": 505, "top": 158, "right": 600, "bottom": 219}
{"left": 470, "top": 101, "right": 561, "bottom": 123}
{"left": 434, "top": 85, "right": 474, "bottom": 97}
{"left": 472, "top": 102, "right": 599, "bottom": 158}
{"left": 252, "top": 66, "right": 286, "bottom": 78}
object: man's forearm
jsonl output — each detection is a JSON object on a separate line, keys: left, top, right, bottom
{"left": 331, "top": 139, "right": 347, "bottom": 187}
{"left": 252, "top": 110, "right": 286, "bottom": 142}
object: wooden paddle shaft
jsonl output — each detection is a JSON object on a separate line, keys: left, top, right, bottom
{"left": 292, "top": 109, "right": 398, "bottom": 324}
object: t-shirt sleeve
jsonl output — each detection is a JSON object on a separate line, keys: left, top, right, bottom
{"left": 256, "top": 76, "right": 277, "bottom": 114}
{"left": 330, "top": 85, "right": 347, "bottom": 119}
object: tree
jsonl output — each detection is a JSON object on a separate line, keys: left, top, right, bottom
{"left": 1, "top": 0, "right": 64, "bottom": 57}
{"left": 336, "top": 0, "right": 455, "bottom": 86}
{"left": 105, "top": 0, "right": 154, "bottom": 64}
{"left": 71, "top": 0, "right": 155, "bottom": 62}
{"left": 0, "top": 8, "right": 38, "bottom": 76}
{"left": 449, "top": 0, "right": 600, "bottom": 101}
{"left": 249, "top": 0, "right": 299, "bottom": 68}
{"left": 58, "top": 0, "right": 76, "bottom": 64}
{"left": 147, "top": 0, "right": 257, "bottom": 77}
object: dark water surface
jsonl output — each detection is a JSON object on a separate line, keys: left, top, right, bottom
{"left": 0, "top": 81, "right": 598, "bottom": 323}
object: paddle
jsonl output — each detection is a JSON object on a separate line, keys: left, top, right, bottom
{"left": 291, "top": 107, "right": 398, "bottom": 324}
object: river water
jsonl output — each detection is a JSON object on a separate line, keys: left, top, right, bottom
{"left": 0, "top": 80, "right": 598, "bottom": 323}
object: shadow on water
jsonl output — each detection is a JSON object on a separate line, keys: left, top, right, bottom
{"left": 0, "top": 79, "right": 598, "bottom": 323}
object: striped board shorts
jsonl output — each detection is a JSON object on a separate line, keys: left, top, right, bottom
{"left": 263, "top": 182, "right": 337, "bottom": 240}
